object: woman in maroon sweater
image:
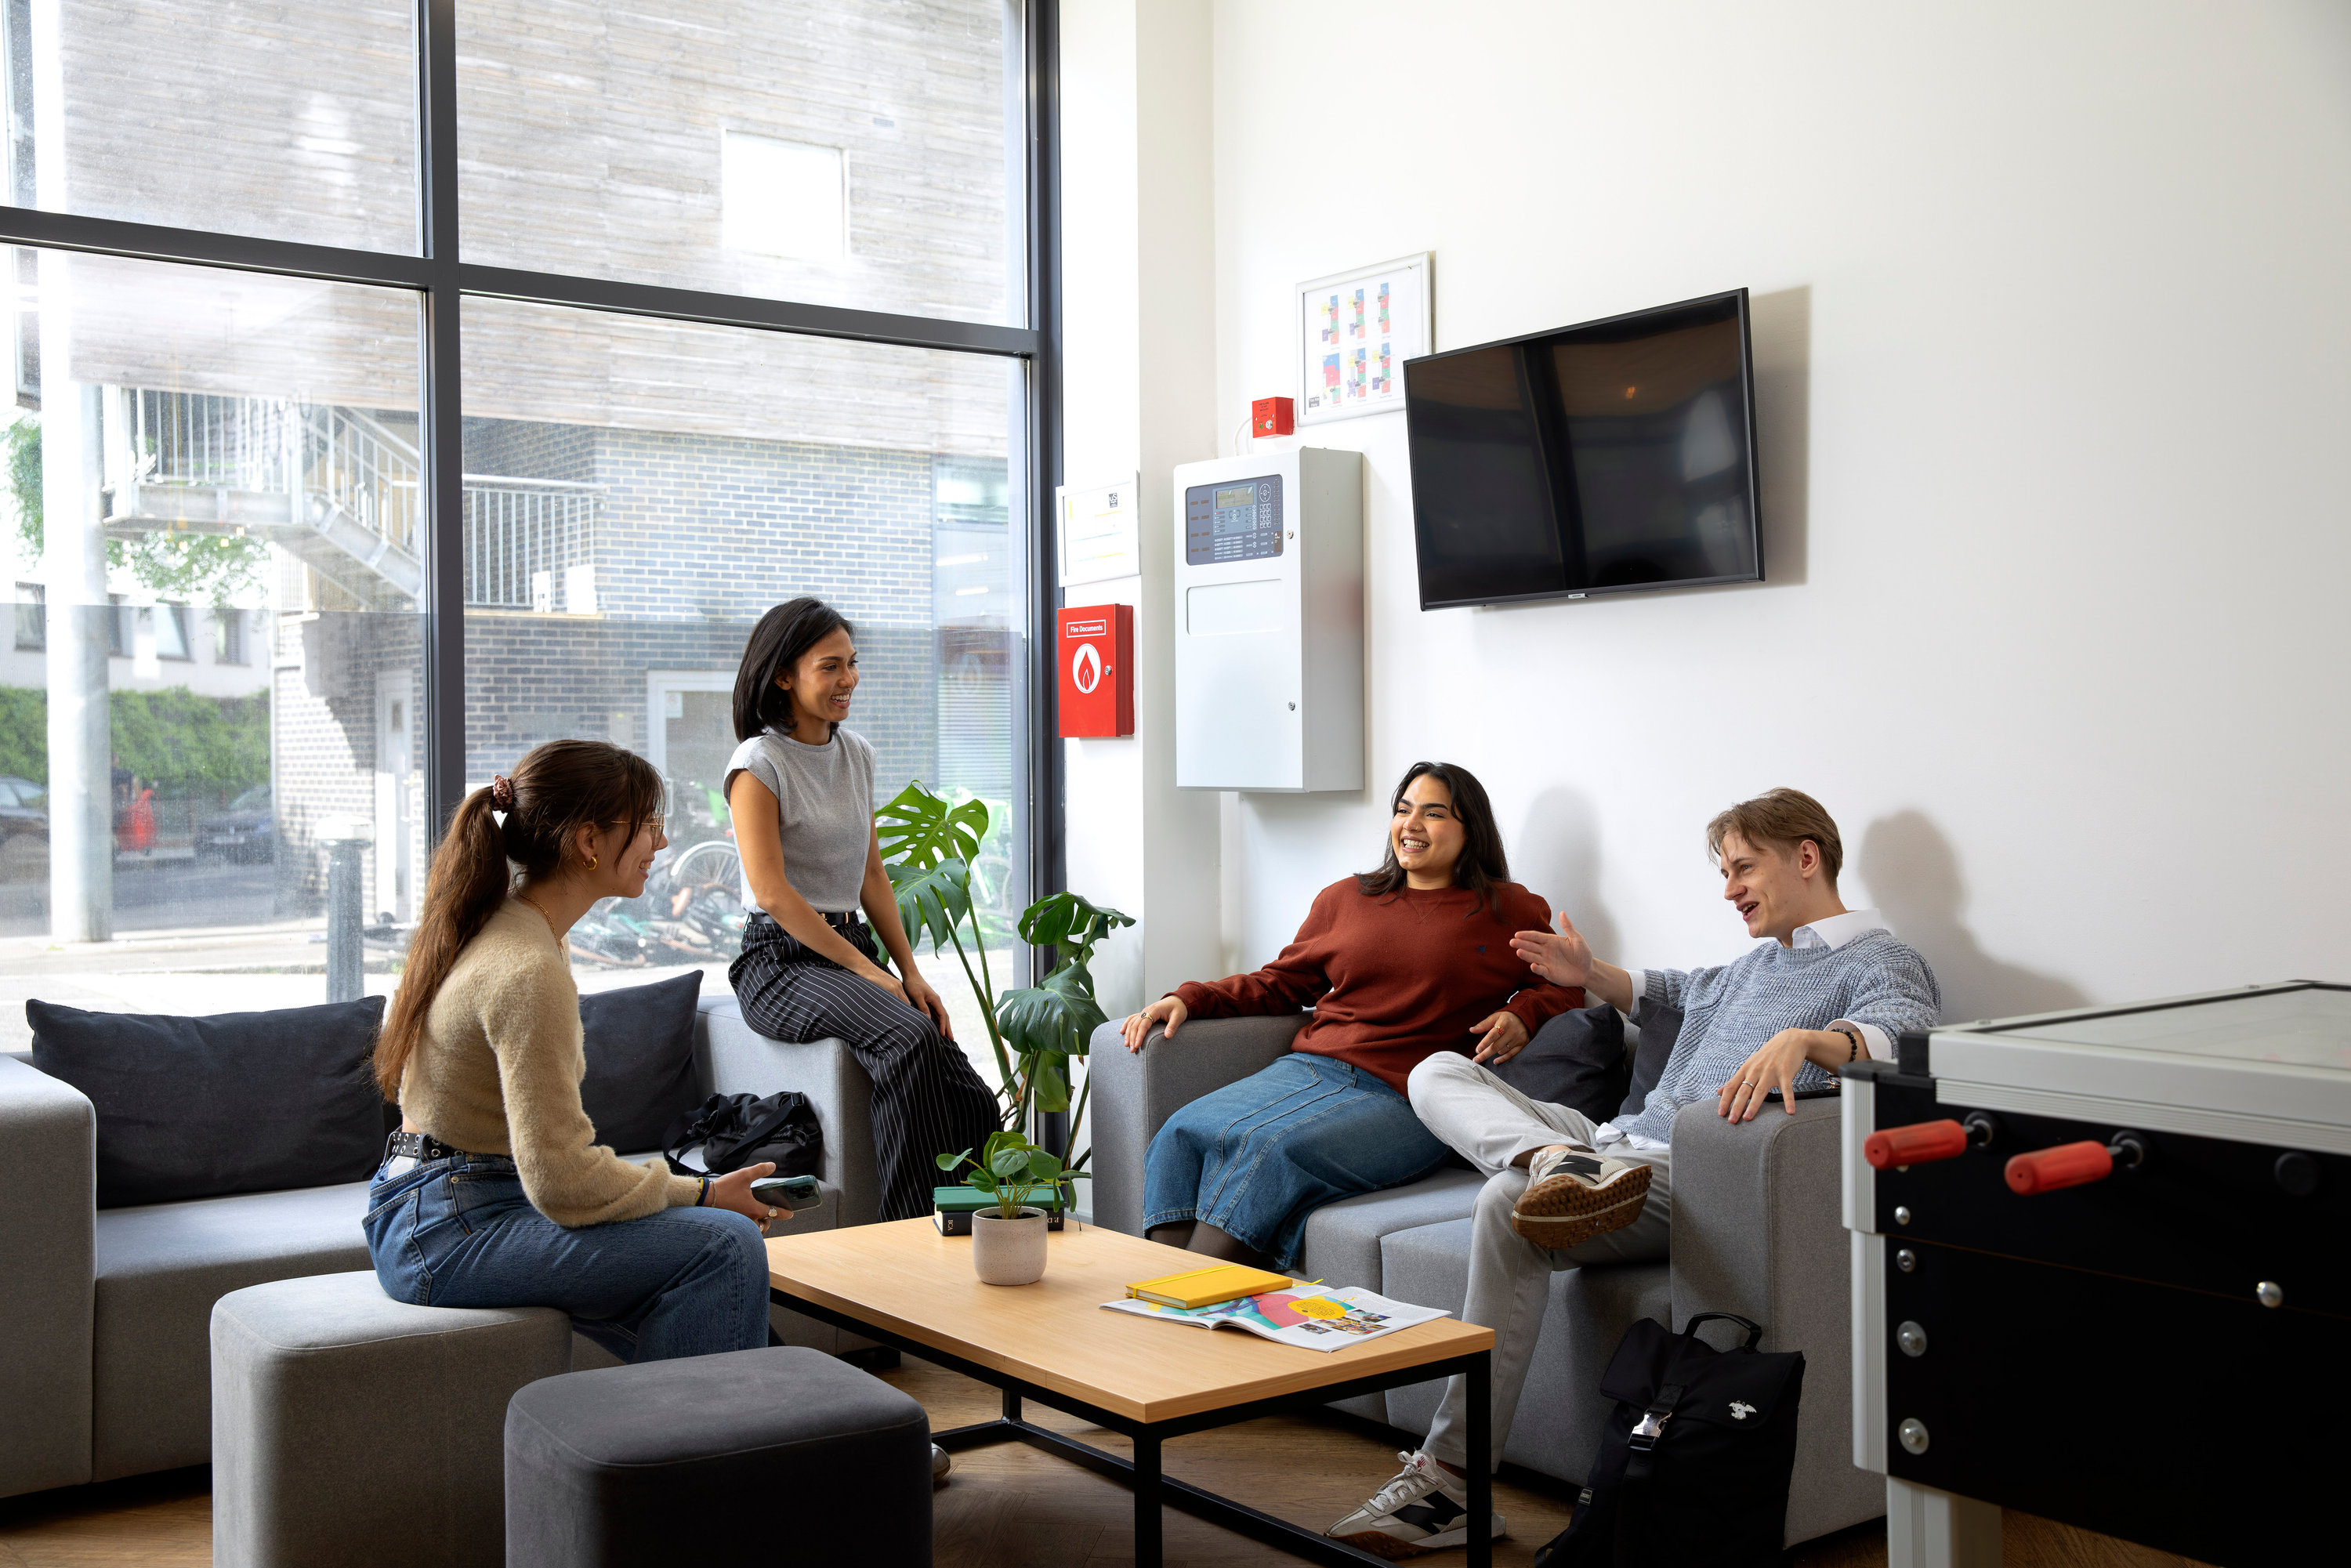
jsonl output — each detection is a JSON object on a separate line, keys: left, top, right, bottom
{"left": 1121, "top": 761, "right": 1582, "bottom": 1273}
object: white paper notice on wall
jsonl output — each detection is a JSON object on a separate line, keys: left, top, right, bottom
{"left": 1057, "top": 475, "right": 1142, "bottom": 586}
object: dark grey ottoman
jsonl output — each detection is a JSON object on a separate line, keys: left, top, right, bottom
{"left": 503, "top": 1345, "right": 931, "bottom": 1566}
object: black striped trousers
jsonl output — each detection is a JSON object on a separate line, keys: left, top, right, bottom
{"left": 728, "top": 914, "right": 1002, "bottom": 1223}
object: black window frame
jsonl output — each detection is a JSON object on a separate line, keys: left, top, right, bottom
{"left": 0, "top": 0, "right": 1066, "bottom": 904}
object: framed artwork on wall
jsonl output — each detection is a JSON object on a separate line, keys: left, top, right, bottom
{"left": 1295, "top": 252, "right": 1431, "bottom": 425}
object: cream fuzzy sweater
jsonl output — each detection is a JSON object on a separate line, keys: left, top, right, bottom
{"left": 398, "top": 897, "right": 704, "bottom": 1227}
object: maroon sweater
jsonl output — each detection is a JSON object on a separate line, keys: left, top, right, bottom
{"left": 1171, "top": 878, "right": 1584, "bottom": 1093}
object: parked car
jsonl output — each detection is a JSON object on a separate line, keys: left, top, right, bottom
{"left": 196, "top": 784, "right": 275, "bottom": 863}
{"left": 0, "top": 774, "right": 46, "bottom": 882}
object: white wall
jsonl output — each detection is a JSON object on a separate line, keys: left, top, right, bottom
{"left": 1059, "top": 0, "right": 1223, "bottom": 1013}
{"left": 1063, "top": 0, "right": 2351, "bottom": 1023}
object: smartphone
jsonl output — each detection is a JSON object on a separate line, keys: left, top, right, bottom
{"left": 750, "top": 1174, "right": 824, "bottom": 1211}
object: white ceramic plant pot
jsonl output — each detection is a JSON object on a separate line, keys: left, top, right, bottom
{"left": 970, "top": 1207, "right": 1049, "bottom": 1285}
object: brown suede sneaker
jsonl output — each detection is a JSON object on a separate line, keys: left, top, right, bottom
{"left": 1509, "top": 1144, "right": 1654, "bottom": 1248}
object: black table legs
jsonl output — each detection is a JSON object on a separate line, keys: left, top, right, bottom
{"left": 1467, "top": 1353, "right": 1492, "bottom": 1568}
{"left": 774, "top": 1287, "right": 1489, "bottom": 1568}
{"left": 1132, "top": 1432, "right": 1164, "bottom": 1567}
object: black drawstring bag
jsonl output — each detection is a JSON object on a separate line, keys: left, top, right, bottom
{"left": 661, "top": 1092, "right": 824, "bottom": 1182}
{"left": 1534, "top": 1312, "right": 1806, "bottom": 1568}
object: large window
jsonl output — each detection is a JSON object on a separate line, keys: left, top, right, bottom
{"left": 0, "top": 2, "right": 1054, "bottom": 1052}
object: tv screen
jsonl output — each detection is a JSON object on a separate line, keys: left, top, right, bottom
{"left": 1402, "top": 289, "right": 1759, "bottom": 610}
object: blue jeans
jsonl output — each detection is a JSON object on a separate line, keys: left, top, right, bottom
{"left": 1142, "top": 1052, "right": 1450, "bottom": 1273}
{"left": 363, "top": 1152, "right": 770, "bottom": 1363}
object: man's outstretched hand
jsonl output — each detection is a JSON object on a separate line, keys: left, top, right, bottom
{"left": 1511, "top": 914, "right": 1593, "bottom": 988}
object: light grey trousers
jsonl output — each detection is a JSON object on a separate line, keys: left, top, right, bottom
{"left": 1406, "top": 1052, "right": 1674, "bottom": 1472}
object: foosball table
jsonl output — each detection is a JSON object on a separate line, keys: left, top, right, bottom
{"left": 1841, "top": 981, "right": 2349, "bottom": 1566}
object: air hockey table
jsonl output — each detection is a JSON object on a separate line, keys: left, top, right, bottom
{"left": 1841, "top": 981, "right": 2349, "bottom": 1567}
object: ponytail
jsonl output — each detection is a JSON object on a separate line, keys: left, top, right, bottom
{"left": 372, "top": 739, "right": 664, "bottom": 1102}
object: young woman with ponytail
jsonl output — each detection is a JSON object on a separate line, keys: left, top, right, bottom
{"left": 363, "top": 739, "right": 781, "bottom": 1363}
{"left": 725, "top": 596, "right": 1000, "bottom": 1222}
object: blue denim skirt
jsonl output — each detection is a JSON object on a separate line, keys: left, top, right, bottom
{"left": 1142, "top": 1051, "right": 1450, "bottom": 1273}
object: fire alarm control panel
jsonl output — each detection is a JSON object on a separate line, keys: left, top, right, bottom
{"left": 1171, "top": 448, "right": 1362, "bottom": 791}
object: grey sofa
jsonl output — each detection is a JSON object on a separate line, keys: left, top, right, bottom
{"left": 1088, "top": 1013, "right": 1877, "bottom": 1548}
{"left": 0, "top": 992, "right": 878, "bottom": 1500}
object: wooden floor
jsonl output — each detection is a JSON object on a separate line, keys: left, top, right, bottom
{"left": 0, "top": 1355, "right": 2208, "bottom": 1567}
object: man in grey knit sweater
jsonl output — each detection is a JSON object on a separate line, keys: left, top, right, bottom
{"left": 1326, "top": 789, "right": 1940, "bottom": 1557}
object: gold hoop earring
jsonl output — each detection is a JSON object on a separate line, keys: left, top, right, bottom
{"left": 585, "top": 854, "right": 599, "bottom": 871}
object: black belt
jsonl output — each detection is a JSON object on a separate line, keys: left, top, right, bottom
{"left": 388, "top": 1130, "right": 487, "bottom": 1164}
{"left": 820, "top": 911, "right": 865, "bottom": 931}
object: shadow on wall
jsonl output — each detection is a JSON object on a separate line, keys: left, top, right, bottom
{"left": 1748, "top": 284, "right": 1810, "bottom": 588}
{"left": 1514, "top": 787, "right": 1621, "bottom": 961}
{"left": 1860, "top": 811, "right": 2088, "bottom": 1025}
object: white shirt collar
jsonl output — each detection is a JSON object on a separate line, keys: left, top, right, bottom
{"left": 1791, "top": 908, "right": 1889, "bottom": 951}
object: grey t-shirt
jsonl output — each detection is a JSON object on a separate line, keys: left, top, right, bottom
{"left": 724, "top": 726, "right": 876, "bottom": 915}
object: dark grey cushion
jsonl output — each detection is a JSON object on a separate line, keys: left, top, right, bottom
{"left": 577, "top": 971, "right": 704, "bottom": 1156}
{"left": 27, "top": 996, "right": 386, "bottom": 1209}
{"left": 1615, "top": 1003, "right": 1683, "bottom": 1121}
{"left": 1492, "top": 1001, "right": 1628, "bottom": 1123}
{"left": 504, "top": 1345, "right": 930, "bottom": 1565}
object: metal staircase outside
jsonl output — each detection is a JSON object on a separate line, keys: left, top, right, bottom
{"left": 101, "top": 389, "right": 601, "bottom": 612}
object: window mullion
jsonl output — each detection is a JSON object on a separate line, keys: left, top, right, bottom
{"left": 419, "top": 0, "right": 465, "bottom": 829}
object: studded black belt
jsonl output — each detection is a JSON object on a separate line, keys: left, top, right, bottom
{"left": 388, "top": 1130, "right": 480, "bottom": 1164}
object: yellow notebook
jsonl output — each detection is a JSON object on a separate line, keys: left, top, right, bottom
{"left": 1125, "top": 1264, "right": 1295, "bottom": 1310}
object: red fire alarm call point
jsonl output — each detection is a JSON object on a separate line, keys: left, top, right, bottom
{"left": 1057, "top": 604, "right": 1134, "bottom": 737}
{"left": 1252, "top": 396, "right": 1295, "bottom": 437}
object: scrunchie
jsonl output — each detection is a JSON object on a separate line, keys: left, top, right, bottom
{"left": 489, "top": 775, "right": 515, "bottom": 810}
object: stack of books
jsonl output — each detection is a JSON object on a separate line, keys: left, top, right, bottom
{"left": 932, "top": 1186, "right": 1066, "bottom": 1234}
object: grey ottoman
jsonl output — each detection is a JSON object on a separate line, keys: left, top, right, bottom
{"left": 503, "top": 1345, "right": 931, "bottom": 1566}
{"left": 211, "top": 1270, "right": 572, "bottom": 1568}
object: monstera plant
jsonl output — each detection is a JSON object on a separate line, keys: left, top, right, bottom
{"left": 875, "top": 781, "right": 1133, "bottom": 1181}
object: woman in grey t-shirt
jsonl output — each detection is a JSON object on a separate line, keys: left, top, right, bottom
{"left": 723, "top": 597, "right": 999, "bottom": 1224}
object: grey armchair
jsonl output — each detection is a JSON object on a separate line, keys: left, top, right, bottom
{"left": 1085, "top": 1014, "right": 1880, "bottom": 1548}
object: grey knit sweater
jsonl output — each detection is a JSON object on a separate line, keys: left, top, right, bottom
{"left": 1612, "top": 929, "right": 1941, "bottom": 1144}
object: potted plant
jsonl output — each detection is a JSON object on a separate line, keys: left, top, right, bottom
{"left": 936, "top": 1131, "right": 1089, "bottom": 1285}
{"left": 875, "top": 782, "right": 1133, "bottom": 1177}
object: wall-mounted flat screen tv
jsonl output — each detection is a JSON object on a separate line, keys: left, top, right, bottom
{"left": 1402, "top": 288, "right": 1759, "bottom": 610}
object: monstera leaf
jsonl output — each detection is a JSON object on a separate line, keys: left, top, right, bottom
{"left": 875, "top": 781, "right": 989, "bottom": 871}
{"left": 1017, "top": 892, "right": 1135, "bottom": 965}
{"left": 997, "top": 954, "right": 1110, "bottom": 1067}
{"left": 889, "top": 858, "right": 972, "bottom": 956}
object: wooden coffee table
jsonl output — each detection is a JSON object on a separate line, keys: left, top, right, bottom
{"left": 766, "top": 1218, "right": 1494, "bottom": 1568}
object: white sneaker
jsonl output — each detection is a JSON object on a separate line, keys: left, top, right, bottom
{"left": 1510, "top": 1144, "right": 1654, "bottom": 1249}
{"left": 1324, "top": 1450, "right": 1506, "bottom": 1558}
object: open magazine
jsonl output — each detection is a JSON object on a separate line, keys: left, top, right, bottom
{"left": 1099, "top": 1285, "right": 1447, "bottom": 1353}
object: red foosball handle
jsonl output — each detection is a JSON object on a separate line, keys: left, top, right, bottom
{"left": 2005, "top": 1140, "right": 2114, "bottom": 1195}
{"left": 1864, "top": 1120, "right": 1969, "bottom": 1169}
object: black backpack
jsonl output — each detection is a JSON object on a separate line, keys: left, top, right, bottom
{"left": 1534, "top": 1313, "right": 1806, "bottom": 1568}
{"left": 661, "top": 1092, "right": 824, "bottom": 1182}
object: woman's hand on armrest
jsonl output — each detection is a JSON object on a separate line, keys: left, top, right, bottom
{"left": 1121, "top": 996, "right": 1188, "bottom": 1053}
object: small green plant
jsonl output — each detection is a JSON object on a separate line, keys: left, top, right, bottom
{"left": 936, "top": 1129, "right": 1091, "bottom": 1222}
{"left": 875, "top": 780, "right": 1134, "bottom": 1173}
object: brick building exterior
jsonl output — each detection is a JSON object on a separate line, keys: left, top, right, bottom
{"left": 13, "top": 1, "right": 1026, "bottom": 934}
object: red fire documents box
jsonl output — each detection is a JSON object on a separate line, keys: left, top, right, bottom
{"left": 1058, "top": 604, "right": 1133, "bottom": 737}
{"left": 1252, "top": 395, "right": 1295, "bottom": 437}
